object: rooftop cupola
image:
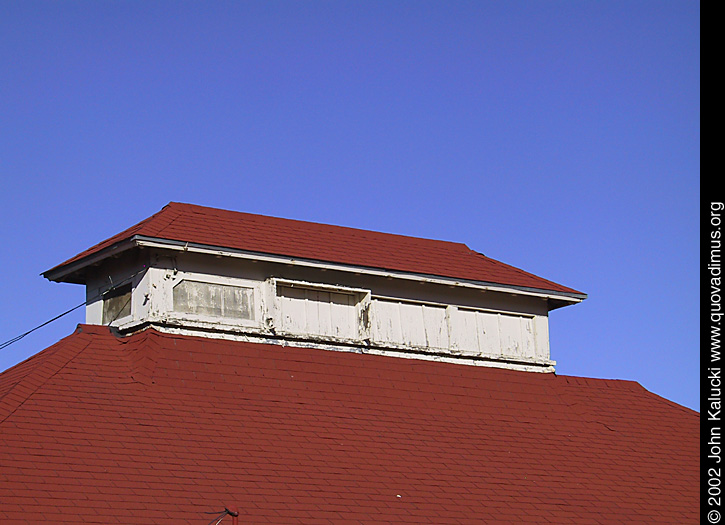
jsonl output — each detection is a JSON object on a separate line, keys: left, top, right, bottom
{"left": 43, "top": 202, "right": 586, "bottom": 372}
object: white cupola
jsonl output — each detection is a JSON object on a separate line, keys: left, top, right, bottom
{"left": 43, "top": 203, "right": 586, "bottom": 372}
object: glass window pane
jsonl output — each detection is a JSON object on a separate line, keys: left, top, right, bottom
{"left": 173, "top": 281, "right": 254, "bottom": 320}
{"left": 103, "top": 284, "right": 132, "bottom": 324}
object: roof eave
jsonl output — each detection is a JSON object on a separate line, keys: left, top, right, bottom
{"left": 42, "top": 238, "right": 139, "bottom": 284}
{"left": 134, "top": 236, "right": 587, "bottom": 306}
{"left": 42, "top": 235, "right": 587, "bottom": 307}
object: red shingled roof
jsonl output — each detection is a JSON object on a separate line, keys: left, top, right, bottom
{"left": 0, "top": 325, "right": 697, "bottom": 523}
{"left": 46, "top": 202, "right": 583, "bottom": 296}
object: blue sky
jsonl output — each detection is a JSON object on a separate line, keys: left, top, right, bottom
{"left": 0, "top": 1, "right": 699, "bottom": 410}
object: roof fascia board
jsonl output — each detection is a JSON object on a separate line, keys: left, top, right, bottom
{"left": 134, "top": 236, "right": 587, "bottom": 304}
{"left": 42, "top": 238, "right": 139, "bottom": 283}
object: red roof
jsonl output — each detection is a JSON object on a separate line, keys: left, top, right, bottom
{"left": 46, "top": 202, "right": 584, "bottom": 296}
{"left": 0, "top": 325, "right": 697, "bottom": 523}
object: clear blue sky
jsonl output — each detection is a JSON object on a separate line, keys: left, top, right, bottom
{"left": 0, "top": 1, "right": 700, "bottom": 410}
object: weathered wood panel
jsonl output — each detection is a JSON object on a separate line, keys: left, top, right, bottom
{"left": 450, "top": 308, "right": 480, "bottom": 355}
{"left": 449, "top": 308, "right": 537, "bottom": 359}
{"left": 371, "top": 300, "right": 448, "bottom": 350}
{"left": 398, "top": 302, "right": 427, "bottom": 347}
{"left": 276, "top": 286, "right": 541, "bottom": 362}
{"left": 277, "top": 286, "right": 359, "bottom": 339}
{"left": 372, "top": 300, "right": 402, "bottom": 344}
{"left": 475, "top": 309, "right": 500, "bottom": 357}
{"left": 499, "top": 313, "right": 523, "bottom": 357}
{"left": 421, "top": 304, "right": 449, "bottom": 349}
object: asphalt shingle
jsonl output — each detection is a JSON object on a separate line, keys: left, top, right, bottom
{"left": 46, "top": 202, "right": 583, "bottom": 295}
{"left": 0, "top": 325, "right": 698, "bottom": 524}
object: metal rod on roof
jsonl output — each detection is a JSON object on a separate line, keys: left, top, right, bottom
{"left": 226, "top": 506, "right": 239, "bottom": 525}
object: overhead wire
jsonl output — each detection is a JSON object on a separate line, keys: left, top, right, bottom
{"left": 0, "top": 301, "right": 86, "bottom": 350}
{"left": 0, "top": 268, "right": 148, "bottom": 352}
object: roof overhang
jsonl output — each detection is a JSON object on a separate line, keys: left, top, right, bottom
{"left": 43, "top": 238, "right": 139, "bottom": 285}
{"left": 43, "top": 235, "right": 587, "bottom": 309}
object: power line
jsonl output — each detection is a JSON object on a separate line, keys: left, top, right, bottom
{"left": 205, "top": 511, "right": 228, "bottom": 525}
{"left": 0, "top": 301, "right": 86, "bottom": 350}
{"left": 0, "top": 268, "right": 147, "bottom": 352}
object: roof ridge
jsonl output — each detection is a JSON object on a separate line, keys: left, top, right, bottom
{"left": 470, "top": 251, "right": 584, "bottom": 295}
{"left": 0, "top": 326, "right": 94, "bottom": 424}
{"left": 125, "top": 327, "right": 165, "bottom": 385}
{"left": 167, "top": 201, "right": 471, "bottom": 248}
{"left": 557, "top": 374, "right": 645, "bottom": 389}
{"left": 634, "top": 384, "right": 701, "bottom": 416}
{"left": 144, "top": 202, "right": 185, "bottom": 238}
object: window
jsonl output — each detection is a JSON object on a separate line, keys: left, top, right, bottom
{"left": 102, "top": 283, "right": 132, "bottom": 324}
{"left": 173, "top": 280, "right": 254, "bottom": 320}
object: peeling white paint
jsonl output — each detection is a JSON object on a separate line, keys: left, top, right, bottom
{"left": 83, "top": 248, "right": 558, "bottom": 372}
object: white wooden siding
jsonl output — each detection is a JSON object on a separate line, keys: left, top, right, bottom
{"left": 421, "top": 304, "right": 449, "bottom": 349}
{"left": 372, "top": 300, "right": 538, "bottom": 359}
{"left": 372, "top": 300, "right": 449, "bottom": 349}
{"left": 449, "top": 308, "right": 537, "bottom": 359}
{"left": 276, "top": 285, "right": 361, "bottom": 340}
{"left": 96, "top": 266, "right": 550, "bottom": 368}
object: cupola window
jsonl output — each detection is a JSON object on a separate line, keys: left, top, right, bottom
{"left": 102, "top": 283, "right": 132, "bottom": 324}
{"left": 173, "top": 280, "right": 254, "bottom": 320}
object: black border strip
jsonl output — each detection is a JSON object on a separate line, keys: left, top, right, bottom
{"left": 705, "top": 194, "right": 723, "bottom": 523}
